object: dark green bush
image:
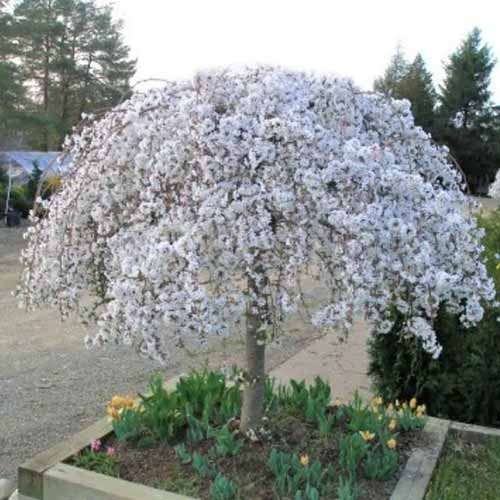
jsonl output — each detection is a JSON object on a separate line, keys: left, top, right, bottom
{"left": 368, "top": 211, "right": 500, "bottom": 427}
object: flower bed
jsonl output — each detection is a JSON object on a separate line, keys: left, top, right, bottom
{"left": 63, "top": 371, "right": 429, "bottom": 500}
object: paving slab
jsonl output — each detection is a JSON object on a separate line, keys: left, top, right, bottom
{"left": 271, "top": 318, "right": 372, "bottom": 400}
{"left": 0, "top": 479, "right": 16, "bottom": 500}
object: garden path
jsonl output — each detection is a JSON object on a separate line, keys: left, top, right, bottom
{"left": 271, "top": 318, "right": 371, "bottom": 401}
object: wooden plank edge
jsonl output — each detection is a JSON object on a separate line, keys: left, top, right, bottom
{"left": 450, "top": 420, "right": 500, "bottom": 444}
{"left": 44, "top": 463, "right": 196, "bottom": 500}
{"left": 18, "top": 373, "right": 184, "bottom": 499}
{"left": 390, "top": 417, "right": 450, "bottom": 500}
{"left": 0, "top": 479, "right": 17, "bottom": 500}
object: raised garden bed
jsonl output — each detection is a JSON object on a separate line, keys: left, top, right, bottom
{"left": 18, "top": 372, "right": 448, "bottom": 500}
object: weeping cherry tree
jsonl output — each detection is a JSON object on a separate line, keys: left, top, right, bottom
{"left": 18, "top": 67, "right": 495, "bottom": 432}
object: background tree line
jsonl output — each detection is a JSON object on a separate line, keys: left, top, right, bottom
{"left": 1, "top": 7, "right": 498, "bottom": 194}
{"left": 0, "top": 0, "right": 135, "bottom": 151}
{"left": 375, "top": 28, "right": 500, "bottom": 194}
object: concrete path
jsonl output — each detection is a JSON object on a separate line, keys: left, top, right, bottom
{"left": 271, "top": 318, "right": 372, "bottom": 400}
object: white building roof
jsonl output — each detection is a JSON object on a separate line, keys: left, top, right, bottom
{"left": 0, "top": 151, "right": 72, "bottom": 177}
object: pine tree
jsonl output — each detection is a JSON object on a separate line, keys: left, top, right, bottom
{"left": 374, "top": 44, "right": 409, "bottom": 98}
{"left": 49, "top": 1, "right": 136, "bottom": 143}
{"left": 375, "top": 48, "right": 437, "bottom": 131}
{"left": 13, "top": 0, "right": 64, "bottom": 150}
{"left": 398, "top": 54, "right": 437, "bottom": 131}
{"left": 0, "top": 7, "right": 28, "bottom": 148}
{"left": 12, "top": 0, "right": 136, "bottom": 150}
{"left": 437, "top": 28, "right": 499, "bottom": 194}
{"left": 440, "top": 27, "right": 495, "bottom": 128}
{"left": 75, "top": 5, "right": 136, "bottom": 117}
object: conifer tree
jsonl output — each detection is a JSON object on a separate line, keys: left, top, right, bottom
{"left": 11, "top": 0, "right": 136, "bottom": 149}
{"left": 375, "top": 48, "right": 437, "bottom": 132}
{"left": 440, "top": 27, "right": 495, "bottom": 127}
{"left": 374, "top": 44, "right": 408, "bottom": 98}
{"left": 437, "top": 28, "right": 498, "bottom": 193}
{"left": 398, "top": 54, "right": 437, "bottom": 131}
{"left": 0, "top": 5, "right": 28, "bottom": 148}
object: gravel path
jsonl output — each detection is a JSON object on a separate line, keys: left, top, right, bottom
{"left": 0, "top": 225, "right": 316, "bottom": 482}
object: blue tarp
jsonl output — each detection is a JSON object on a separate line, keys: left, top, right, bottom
{"left": 0, "top": 151, "right": 72, "bottom": 175}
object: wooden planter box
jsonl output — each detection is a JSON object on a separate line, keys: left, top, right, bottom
{"left": 18, "top": 376, "right": 482, "bottom": 500}
{"left": 18, "top": 375, "right": 189, "bottom": 500}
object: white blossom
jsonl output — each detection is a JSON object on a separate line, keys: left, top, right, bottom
{"left": 17, "top": 66, "right": 495, "bottom": 362}
{"left": 489, "top": 172, "right": 500, "bottom": 199}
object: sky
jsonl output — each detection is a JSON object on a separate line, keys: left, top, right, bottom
{"left": 104, "top": 0, "right": 500, "bottom": 100}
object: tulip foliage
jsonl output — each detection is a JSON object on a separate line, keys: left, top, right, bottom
{"left": 18, "top": 67, "right": 494, "bottom": 431}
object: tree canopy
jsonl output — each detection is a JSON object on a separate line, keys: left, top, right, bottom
{"left": 0, "top": 0, "right": 136, "bottom": 150}
{"left": 18, "top": 67, "right": 495, "bottom": 429}
{"left": 438, "top": 28, "right": 499, "bottom": 193}
{"left": 374, "top": 48, "right": 437, "bottom": 131}
{"left": 439, "top": 27, "right": 495, "bottom": 125}
{"left": 373, "top": 44, "right": 409, "bottom": 97}
{"left": 376, "top": 31, "right": 499, "bottom": 194}
{"left": 0, "top": 6, "right": 27, "bottom": 148}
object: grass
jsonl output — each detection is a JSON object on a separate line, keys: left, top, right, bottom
{"left": 425, "top": 435, "right": 500, "bottom": 500}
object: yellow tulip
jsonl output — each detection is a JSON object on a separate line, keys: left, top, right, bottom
{"left": 387, "top": 438, "right": 397, "bottom": 449}
{"left": 110, "top": 395, "right": 135, "bottom": 409}
{"left": 300, "top": 454, "right": 310, "bottom": 466}
{"left": 106, "top": 405, "right": 119, "bottom": 420}
{"left": 360, "top": 430, "right": 375, "bottom": 442}
{"left": 410, "top": 398, "right": 417, "bottom": 409}
{"left": 111, "top": 395, "right": 126, "bottom": 407}
{"left": 388, "top": 419, "right": 397, "bottom": 431}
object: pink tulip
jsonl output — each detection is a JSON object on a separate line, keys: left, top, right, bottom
{"left": 106, "top": 446, "right": 116, "bottom": 457}
{"left": 90, "top": 439, "right": 101, "bottom": 452}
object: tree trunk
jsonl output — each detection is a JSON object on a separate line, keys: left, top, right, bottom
{"left": 240, "top": 274, "right": 267, "bottom": 434}
{"left": 41, "top": 0, "right": 53, "bottom": 152}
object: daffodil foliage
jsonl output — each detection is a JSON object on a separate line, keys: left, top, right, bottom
{"left": 18, "top": 67, "right": 494, "bottom": 362}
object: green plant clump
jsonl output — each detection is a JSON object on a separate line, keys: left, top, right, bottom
{"left": 267, "top": 449, "right": 334, "bottom": 498}
{"left": 214, "top": 425, "right": 243, "bottom": 457}
{"left": 209, "top": 474, "right": 237, "bottom": 500}
{"left": 265, "top": 377, "right": 332, "bottom": 426}
{"left": 73, "top": 449, "right": 120, "bottom": 477}
{"left": 110, "top": 369, "right": 242, "bottom": 445}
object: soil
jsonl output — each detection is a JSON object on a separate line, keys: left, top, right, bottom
{"left": 73, "top": 409, "right": 427, "bottom": 500}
